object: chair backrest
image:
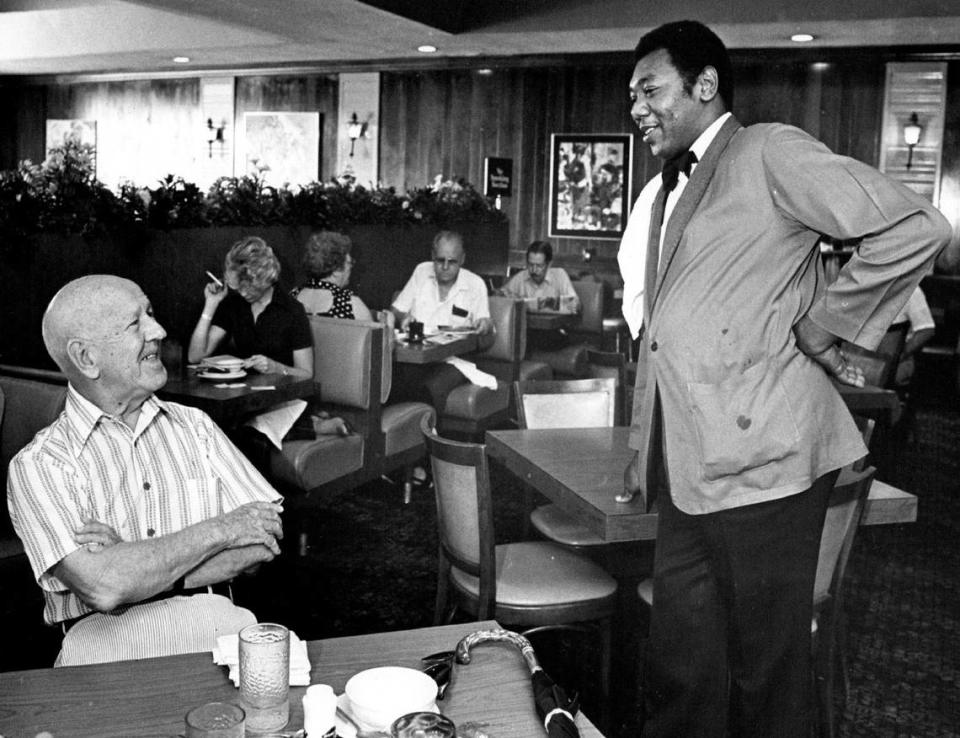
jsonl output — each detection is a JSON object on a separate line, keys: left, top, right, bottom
{"left": 308, "top": 316, "right": 382, "bottom": 410}
{"left": 571, "top": 280, "right": 605, "bottom": 334}
{"left": 373, "top": 310, "right": 395, "bottom": 403}
{"left": 473, "top": 296, "right": 524, "bottom": 364}
{"left": 421, "top": 416, "right": 497, "bottom": 612}
{"left": 813, "top": 465, "right": 876, "bottom": 606}
{"left": 585, "top": 349, "right": 628, "bottom": 425}
{"left": 0, "top": 369, "right": 69, "bottom": 537}
{"left": 514, "top": 377, "right": 617, "bottom": 429}
{"left": 840, "top": 322, "right": 909, "bottom": 388}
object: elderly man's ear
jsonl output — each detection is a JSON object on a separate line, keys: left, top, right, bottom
{"left": 66, "top": 338, "right": 102, "bottom": 380}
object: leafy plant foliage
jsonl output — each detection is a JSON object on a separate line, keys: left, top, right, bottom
{"left": 0, "top": 135, "right": 506, "bottom": 243}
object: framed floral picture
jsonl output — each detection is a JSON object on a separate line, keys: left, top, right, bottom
{"left": 549, "top": 133, "right": 632, "bottom": 239}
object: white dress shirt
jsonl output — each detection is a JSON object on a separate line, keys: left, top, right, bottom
{"left": 618, "top": 112, "right": 733, "bottom": 338}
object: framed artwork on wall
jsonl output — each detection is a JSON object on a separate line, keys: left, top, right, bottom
{"left": 548, "top": 133, "right": 632, "bottom": 239}
{"left": 242, "top": 111, "right": 320, "bottom": 189}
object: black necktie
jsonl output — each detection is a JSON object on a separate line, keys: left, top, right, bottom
{"left": 645, "top": 150, "right": 697, "bottom": 320}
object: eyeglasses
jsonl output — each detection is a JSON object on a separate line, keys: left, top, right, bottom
{"left": 433, "top": 258, "right": 460, "bottom": 269}
{"left": 420, "top": 650, "right": 455, "bottom": 700}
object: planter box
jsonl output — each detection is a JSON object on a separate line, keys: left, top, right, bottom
{"left": 0, "top": 222, "right": 509, "bottom": 367}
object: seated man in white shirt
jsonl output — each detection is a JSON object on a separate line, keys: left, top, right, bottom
{"left": 389, "top": 231, "right": 493, "bottom": 409}
{"left": 8, "top": 275, "right": 284, "bottom": 666}
{"left": 501, "top": 239, "right": 580, "bottom": 350}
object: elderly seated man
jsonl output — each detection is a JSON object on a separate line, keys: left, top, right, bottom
{"left": 7, "top": 275, "right": 284, "bottom": 666}
{"left": 390, "top": 229, "right": 493, "bottom": 408}
{"left": 501, "top": 239, "right": 580, "bottom": 350}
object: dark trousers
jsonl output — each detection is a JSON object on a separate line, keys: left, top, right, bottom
{"left": 391, "top": 362, "right": 467, "bottom": 409}
{"left": 641, "top": 470, "right": 835, "bottom": 738}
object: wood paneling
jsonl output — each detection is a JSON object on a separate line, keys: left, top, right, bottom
{"left": 380, "top": 52, "right": 888, "bottom": 282}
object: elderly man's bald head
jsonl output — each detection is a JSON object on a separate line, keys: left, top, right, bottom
{"left": 43, "top": 275, "right": 144, "bottom": 373}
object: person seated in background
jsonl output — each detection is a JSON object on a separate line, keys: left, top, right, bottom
{"left": 188, "top": 235, "right": 313, "bottom": 379}
{"left": 7, "top": 275, "right": 284, "bottom": 666}
{"left": 501, "top": 240, "right": 580, "bottom": 313}
{"left": 501, "top": 239, "right": 580, "bottom": 350}
{"left": 187, "top": 236, "right": 346, "bottom": 470}
{"left": 292, "top": 230, "right": 373, "bottom": 321}
{"left": 892, "top": 285, "right": 936, "bottom": 389}
{"left": 389, "top": 230, "right": 493, "bottom": 408}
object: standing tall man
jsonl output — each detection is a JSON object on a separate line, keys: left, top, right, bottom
{"left": 618, "top": 20, "right": 950, "bottom": 737}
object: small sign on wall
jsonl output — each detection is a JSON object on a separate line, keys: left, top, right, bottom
{"left": 484, "top": 157, "right": 513, "bottom": 197}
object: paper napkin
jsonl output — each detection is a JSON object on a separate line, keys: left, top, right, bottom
{"left": 213, "top": 630, "right": 312, "bottom": 686}
{"left": 444, "top": 357, "right": 498, "bottom": 390}
{"left": 243, "top": 399, "right": 309, "bottom": 450}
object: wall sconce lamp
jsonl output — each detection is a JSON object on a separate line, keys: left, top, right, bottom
{"left": 206, "top": 118, "right": 226, "bottom": 159}
{"left": 347, "top": 112, "right": 367, "bottom": 157}
{"left": 903, "top": 112, "right": 922, "bottom": 170}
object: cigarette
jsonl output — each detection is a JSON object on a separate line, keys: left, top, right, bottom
{"left": 205, "top": 270, "right": 224, "bottom": 288}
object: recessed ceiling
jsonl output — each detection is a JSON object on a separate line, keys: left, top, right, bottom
{"left": 2, "top": 0, "right": 960, "bottom": 76}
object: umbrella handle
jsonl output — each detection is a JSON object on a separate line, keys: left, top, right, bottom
{"left": 455, "top": 628, "right": 541, "bottom": 674}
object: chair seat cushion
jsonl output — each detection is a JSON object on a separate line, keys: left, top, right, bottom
{"left": 271, "top": 434, "right": 364, "bottom": 490}
{"left": 382, "top": 402, "right": 435, "bottom": 456}
{"left": 450, "top": 541, "right": 617, "bottom": 607}
{"left": 442, "top": 381, "right": 510, "bottom": 420}
{"left": 530, "top": 503, "right": 605, "bottom": 547}
{"left": 528, "top": 344, "right": 590, "bottom": 378}
{"left": 519, "top": 360, "right": 552, "bottom": 381}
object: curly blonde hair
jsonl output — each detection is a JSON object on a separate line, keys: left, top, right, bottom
{"left": 224, "top": 236, "right": 280, "bottom": 290}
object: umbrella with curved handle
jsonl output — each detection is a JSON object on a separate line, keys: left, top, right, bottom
{"left": 455, "top": 628, "right": 581, "bottom": 738}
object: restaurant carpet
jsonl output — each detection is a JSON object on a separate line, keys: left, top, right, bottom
{"left": 2, "top": 401, "right": 958, "bottom": 737}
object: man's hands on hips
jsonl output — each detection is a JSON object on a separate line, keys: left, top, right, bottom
{"left": 793, "top": 315, "right": 865, "bottom": 387}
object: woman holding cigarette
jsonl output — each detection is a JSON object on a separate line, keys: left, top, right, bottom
{"left": 188, "top": 236, "right": 313, "bottom": 379}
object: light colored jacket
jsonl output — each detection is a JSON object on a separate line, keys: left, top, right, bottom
{"left": 628, "top": 116, "right": 950, "bottom": 514}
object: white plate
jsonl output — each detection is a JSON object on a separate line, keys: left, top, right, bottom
{"left": 335, "top": 692, "right": 439, "bottom": 737}
{"left": 197, "top": 369, "right": 246, "bottom": 381}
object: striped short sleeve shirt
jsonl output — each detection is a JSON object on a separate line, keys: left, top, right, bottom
{"left": 7, "top": 387, "right": 279, "bottom": 625}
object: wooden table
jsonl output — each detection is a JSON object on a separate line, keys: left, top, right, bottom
{"left": 486, "top": 427, "right": 917, "bottom": 543}
{"left": 527, "top": 310, "right": 579, "bottom": 331}
{"left": 158, "top": 371, "right": 317, "bottom": 427}
{"left": 0, "top": 621, "right": 605, "bottom": 738}
{"left": 394, "top": 333, "right": 479, "bottom": 364}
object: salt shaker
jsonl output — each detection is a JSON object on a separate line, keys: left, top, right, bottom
{"left": 302, "top": 684, "right": 337, "bottom": 738}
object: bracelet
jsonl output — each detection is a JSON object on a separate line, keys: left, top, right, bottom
{"left": 200, "top": 312, "right": 214, "bottom": 321}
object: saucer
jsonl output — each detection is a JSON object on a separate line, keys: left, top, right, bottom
{"left": 197, "top": 369, "right": 246, "bottom": 381}
{"left": 335, "top": 692, "right": 439, "bottom": 738}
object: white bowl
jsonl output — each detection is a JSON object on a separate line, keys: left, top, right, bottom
{"left": 344, "top": 666, "right": 438, "bottom": 729}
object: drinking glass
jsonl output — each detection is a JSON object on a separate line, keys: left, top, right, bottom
{"left": 184, "top": 702, "right": 245, "bottom": 738}
{"left": 239, "top": 622, "right": 290, "bottom": 733}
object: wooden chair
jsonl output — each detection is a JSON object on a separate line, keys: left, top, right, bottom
{"left": 514, "top": 378, "right": 617, "bottom": 548}
{"left": 840, "top": 322, "right": 909, "bottom": 389}
{"left": 421, "top": 415, "right": 618, "bottom": 724}
{"left": 634, "top": 465, "right": 876, "bottom": 738}
{"left": 812, "top": 465, "right": 876, "bottom": 738}
{"left": 585, "top": 349, "right": 629, "bottom": 425}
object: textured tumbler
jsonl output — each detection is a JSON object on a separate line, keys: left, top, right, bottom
{"left": 184, "top": 701, "right": 245, "bottom": 738}
{"left": 239, "top": 622, "right": 290, "bottom": 733}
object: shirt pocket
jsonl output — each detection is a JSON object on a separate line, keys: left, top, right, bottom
{"left": 165, "top": 476, "right": 223, "bottom": 532}
{"left": 686, "top": 359, "right": 800, "bottom": 481}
